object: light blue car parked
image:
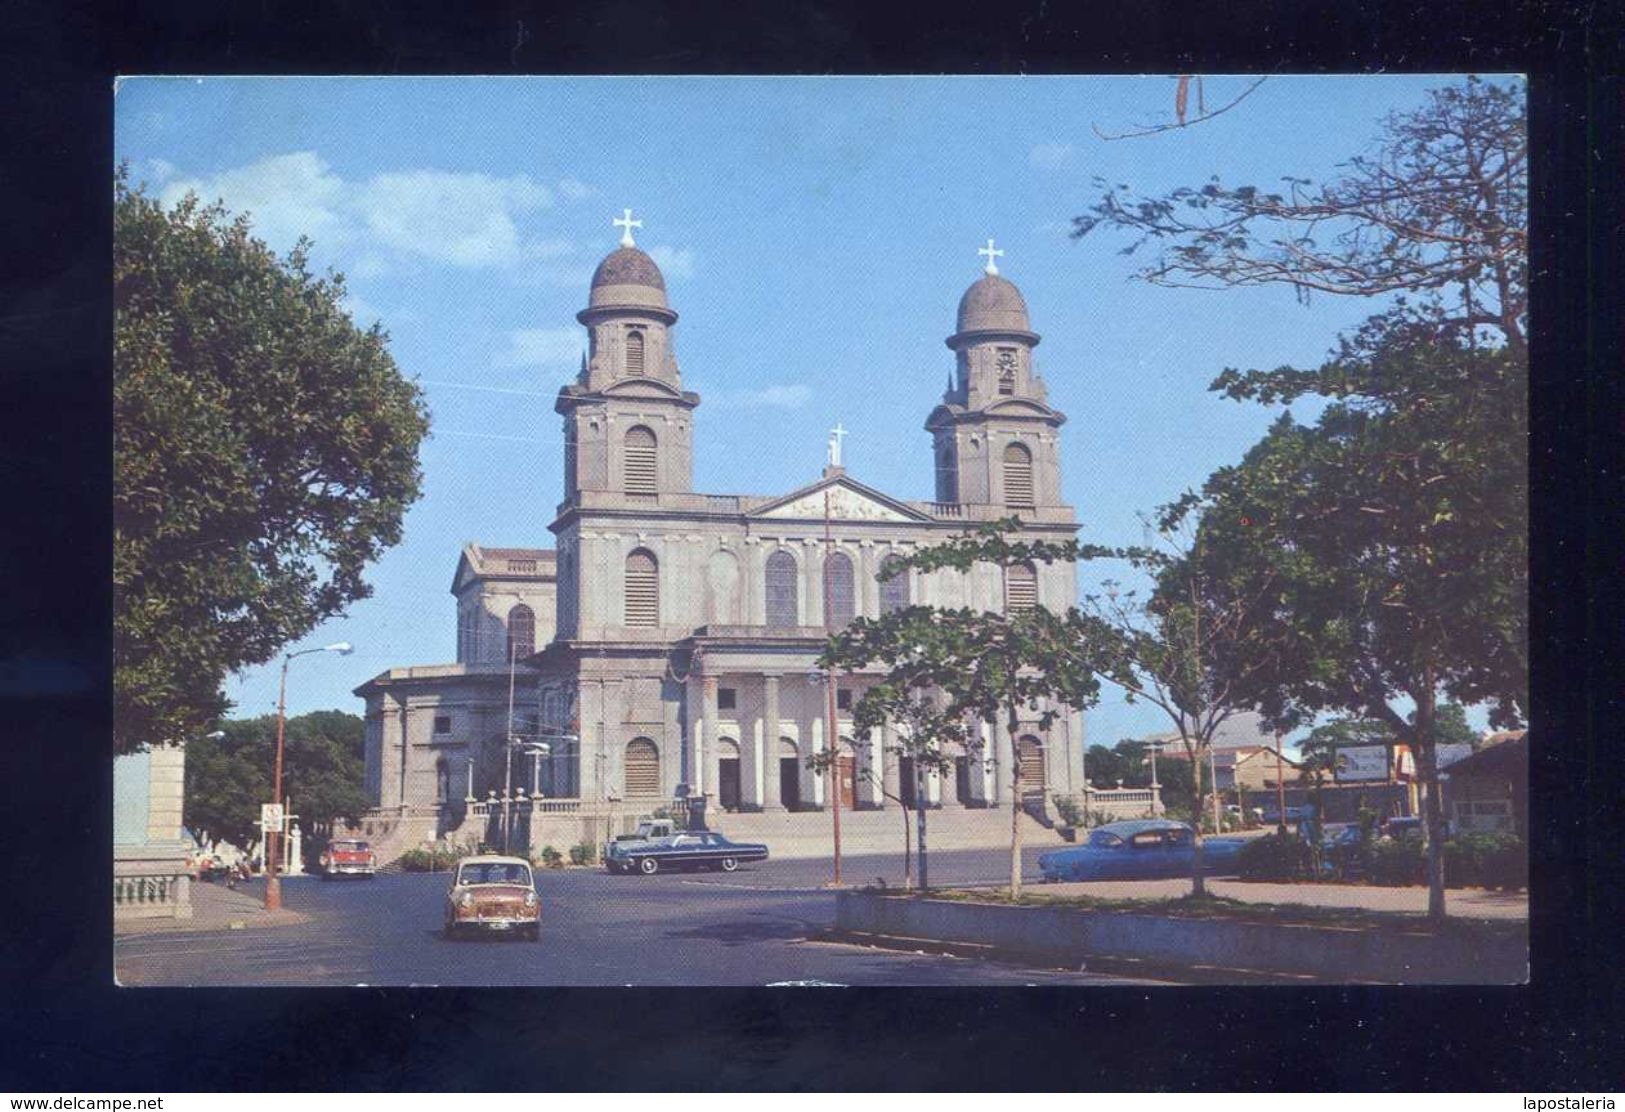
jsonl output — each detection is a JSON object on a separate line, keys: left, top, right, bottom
{"left": 1037, "top": 819, "right": 1247, "bottom": 882}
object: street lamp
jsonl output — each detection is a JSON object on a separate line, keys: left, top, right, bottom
{"left": 265, "top": 641, "right": 352, "bottom": 910}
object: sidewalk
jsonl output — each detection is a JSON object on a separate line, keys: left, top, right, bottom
{"left": 115, "top": 877, "right": 310, "bottom": 936}
{"left": 1030, "top": 877, "right": 1527, "bottom": 920}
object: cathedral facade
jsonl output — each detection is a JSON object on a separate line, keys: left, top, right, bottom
{"left": 356, "top": 225, "right": 1087, "bottom": 829}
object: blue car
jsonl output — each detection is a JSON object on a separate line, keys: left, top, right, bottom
{"left": 604, "top": 831, "right": 769, "bottom": 875}
{"left": 1036, "top": 819, "right": 1247, "bottom": 882}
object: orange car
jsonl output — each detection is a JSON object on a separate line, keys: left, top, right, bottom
{"left": 443, "top": 855, "right": 541, "bottom": 941}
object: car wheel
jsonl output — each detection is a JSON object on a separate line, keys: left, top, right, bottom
{"left": 320, "top": 872, "right": 331, "bottom": 882}
{"left": 526, "top": 925, "right": 540, "bottom": 942}
{"left": 638, "top": 857, "right": 660, "bottom": 875}
{"left": 720, "top": 857, "right": 739, "bottom": 873}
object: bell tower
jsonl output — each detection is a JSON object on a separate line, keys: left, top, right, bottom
{"left": 926, "top": 241, "right": 1067, "bottom": 512}
{"left": 555, "top": 210, "right": 698, "bottom": 503}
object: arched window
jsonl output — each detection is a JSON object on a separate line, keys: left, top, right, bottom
{"left": 625, "top": 330, "right": 645, "bottom": 376}
{"left": 825, "top": 551, "right": 855, "bottom": 628}
{"left": 765, "top": 550, "right": 799, "bottom": 629}
{"left": 625, "top": 425, "right": 657, "bottom": 496}
{"left": 1006, "top": 562, "right": 1038, "bottom": 613}
{"left": 879, "top": 556, "right": 911, "bottom": 615}
{"left": 1003, "top": 441, "right": 1034, "bottom": 507}
{"left": 625, "top": 549, "right": 659, "bottom": 626}
{"left": 935, "top": 444, "right": 958, "bottom": 503}
{"left": 457, "top": 609, "right": 474, "bottom": 663}
{"left": 624, "top": 738, "right": 660, "bottom": 797}
{"left": 506, "top": 603, "right": 535, "bottom": 661}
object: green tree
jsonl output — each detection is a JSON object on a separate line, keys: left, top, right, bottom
{"left": 809, "top": 632, "right": 973, "bottom": 890}
{"left": 114, "top": 168, "right": 430, "bottom": 754}
{"left": 184, "top": 711, "right": 370, "bottom": 850}
{"left": 1173, "top": 338, "right": 1526, "bottom": 920}
{"left": 824, "top": 527, "right": 1101, "bottom": 898}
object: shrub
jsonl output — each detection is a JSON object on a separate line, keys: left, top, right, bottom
{"left": 398, "top": 844, "right": 470, "bottom": 873}
{"left": 1445, "top": 832, "right": 1527, "bottom": 890}
{"left": 1236, "top": 833, "right": 1315, "bottom": 881}
{"left": 1364, "top": 837, "right": 1426, "bottom": 886}
{"left": 568, "top": 841, "right": 598, "bottom": 867}
{"left": 536, "top": 845, "right": 564, "bottom": 869}
{"left": 1052, "top": 794, "right": 1082, "bottom": 828}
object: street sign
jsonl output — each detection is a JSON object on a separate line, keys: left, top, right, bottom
{"left": 260, "top": 803, "right": 285, "bottom": 831}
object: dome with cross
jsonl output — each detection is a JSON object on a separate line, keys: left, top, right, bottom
{"left": 954, "top": 273, "right": 1033, "bottom": 338}
{"left": 587, "top": 246, "right": 670, "bottom": 312}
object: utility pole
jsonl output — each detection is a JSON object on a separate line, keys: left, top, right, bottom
{"left": 1275, "top": 730, "right": 1288, "bottom": 835}
{"left": 823, "top": 487, "right": 842, "bottom": 887}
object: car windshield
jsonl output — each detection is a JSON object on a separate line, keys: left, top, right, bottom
{"left": 457, "top": 862, "right": 532, "bottom": 886}
{"left": 333, "top": 841, "right": 369, "bottom": 852}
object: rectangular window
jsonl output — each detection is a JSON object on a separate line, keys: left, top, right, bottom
{"left": 837, "top": 689, "right": 852, "bottom": 711}
{"left": 434, "top": 715, "right": 452, "bottom": 735}
{"left": 717, "top": 687, "right": 737, "bottom": 711}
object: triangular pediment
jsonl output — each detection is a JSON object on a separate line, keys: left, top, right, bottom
{"left": 749, "top": 474, "right": 931, "bottom": 523}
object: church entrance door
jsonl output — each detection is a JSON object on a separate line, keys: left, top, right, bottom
{"left": 718, "top": 758, "right": 741, "bottom": 811}
{"left": 779, "top": 758, "right": 801, "bottom": 809}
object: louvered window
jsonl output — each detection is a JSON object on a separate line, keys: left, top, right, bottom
{"left": 625, "top": 738, "right": 660, "bottom": 797}
{"left": 625, "top": 425, "right": 657, "bottom": 496}
{"left": 765, "top": 550, "right": 799, "bottom": 629}
{"left": 507, "top": 604, "right": 535, "bottom": 660}
{"left": 1007, "top": 562, "right": 1038, "bottom": 613}
{"left": 825, "top": 552, "right": 855, "bottom": 628}
{"left": 1017, "top": 736, "right": 1046, "bottom": 805}
{"left": 1003, "top": 442, "right": 1035, "bottom": 507}
{"left": 625, "top": 549, "right": 659, "bottom": 626}
{"left": 625, "top": 330, "right": 645, "bottom": 376}
{"left": 879, "top": 556, "right": 910, "bottom": 615}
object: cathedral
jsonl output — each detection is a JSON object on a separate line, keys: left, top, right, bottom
{"left": 355, "top": 217, "right": 1087, "bottom": 837}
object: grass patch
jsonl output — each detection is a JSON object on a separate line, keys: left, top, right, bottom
{"left": 909, "top": 888, "right": 1526, "bottom": 938}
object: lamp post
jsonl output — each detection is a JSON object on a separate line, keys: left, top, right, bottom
{"left": 265, "top": 641, "right": 353, "bottom": 910}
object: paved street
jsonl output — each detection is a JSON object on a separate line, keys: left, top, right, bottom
{"left": 114, "top": 849, "right": 1166, "bottom": 986}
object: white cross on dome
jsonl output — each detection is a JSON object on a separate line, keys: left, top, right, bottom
{"left": 978, "top": 238, "right": 1004, "bottom": 276}
{"left": 613, "top": 208, "right": 643, "bottom": 248}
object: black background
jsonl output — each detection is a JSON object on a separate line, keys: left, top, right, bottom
{"left": 2, "top": 0, "right": 1620, "bottom": 1092}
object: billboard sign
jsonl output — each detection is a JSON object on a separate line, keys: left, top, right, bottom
{"left": 1333, "top": 745, "right": 1393, "bottom": 782}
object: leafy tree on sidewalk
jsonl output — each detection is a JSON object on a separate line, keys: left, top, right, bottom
{"left": 184, "top": 711, "right": 370, "bottom": 851}
{"left": 115, "top": 167, "right": 430, "bottom": 754}
{"left": 865, "top": 523, "right": 1105, "bottom": 898}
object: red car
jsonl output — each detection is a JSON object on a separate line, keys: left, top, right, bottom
{"left": 319, "top": 838, "right": 377, "bottom": 880}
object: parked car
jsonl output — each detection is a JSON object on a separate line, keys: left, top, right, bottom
{"left": 1036, "top": 819, "right": 1247, "bottom": 883}
{"left": 1224, "top": 804, "right": 1264, "bottom": 824}
{"left": 605, "top": 831, "right": 769, "bottom": 875}
{"left": 443, "top": 855, "right": 541, "bottom": 940}
{"left": 319, "top": 838, "right": 377, "bottom": 880}
{"left": 602, "top": 818, "right": 678, "bottom": 860}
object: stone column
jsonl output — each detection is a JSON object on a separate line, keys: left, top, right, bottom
{"left": 810, "top": 716, "right": 826, "bottom": 808}
{"left": 858, "top": 541, "right": 879, "bottom": 618}
{"left": 746, "top": 718, "right": 765, "bottom": 810}
{"left": 702, "top": 675, "right": 721, "bottom": 809}
{"left": 761, "top": 675, "right": 783, "bottom": 811}
{"left": 859, "top": 726, "right": 886, "bottom": 808}
{"left": 881, "top": 725, "right": 902, "bottom": 803}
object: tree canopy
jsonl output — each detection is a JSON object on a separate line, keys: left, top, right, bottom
{"left": 1075, "top": 77, "right": 1527, "bottom": 354}
{"left": 114, "top": 169, "right": 430, "bottom": 753}
{"left": 184, "top": 710, "right": 369, "bottom": 851}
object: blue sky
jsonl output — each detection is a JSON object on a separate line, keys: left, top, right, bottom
{"left": 115, "top": 74, "right": 1492, "bottom": 746}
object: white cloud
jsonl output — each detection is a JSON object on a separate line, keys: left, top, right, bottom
{"left": 693, "top": 383, "right": 812, "bottom": 410}
{"left": 495, "top": 327, "right": 585, "bottom": 370}
{"left": 159, "top": 151, "right": 564, "bottom": 270}
{"left": 556, "top": 177, "right": 595, "bottom": 201}
{"left": 646, "top": 245, "right": 697, "bottom": 280}
{"left": 1029, "top": 142, "right": 1074, "bottom": 169}
{"left": 354, "top": 170, "right": 550, "bottom": 267}
{"left": 162, "top": 151, "right": 350, "bottom": 254}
